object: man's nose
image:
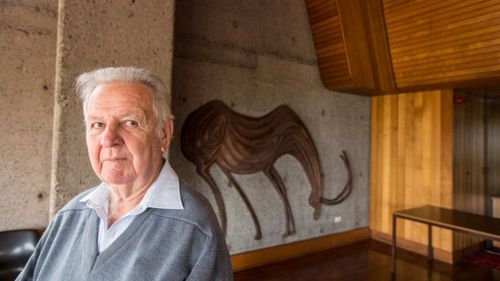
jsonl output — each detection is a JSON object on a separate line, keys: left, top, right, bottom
{"left": 100, "top": 123, "right": 123, "bottom": 147}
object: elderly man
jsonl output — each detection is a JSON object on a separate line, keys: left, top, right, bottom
{"left": 16, "top": 67, "right": 233, "bottom": 281}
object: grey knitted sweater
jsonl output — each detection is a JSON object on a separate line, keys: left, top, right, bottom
{"left": 16, "top": 180, "right": 233, "bottom": 281}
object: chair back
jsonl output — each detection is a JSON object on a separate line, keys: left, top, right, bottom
{"left": 0, "top": 229, "right": 39, "bottom": 281}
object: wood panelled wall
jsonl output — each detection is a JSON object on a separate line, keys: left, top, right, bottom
{"left": 486, "top": 99, "right": 500, "bottom": 198}
{"left": 484, "top": 97, "right": 500, "bottom": 248}
{"left": 370, "top": 90, "right": 454, "bottom": 260}
{"left": 383, "top": 0, "right": 500, "bottom": 90}
{"left": 452, "top": 91, "right": 487, "bottom": 254}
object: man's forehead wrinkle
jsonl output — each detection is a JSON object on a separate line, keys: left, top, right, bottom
{"left": 88, "top": 96, "right": 151, "bottom": 116}
{"left": 86, "top": 111, "right": 145, "bottom": 120}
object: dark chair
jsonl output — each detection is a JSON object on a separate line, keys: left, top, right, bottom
{"left": 0, "top": 229, "right": 39, "bottom": 281}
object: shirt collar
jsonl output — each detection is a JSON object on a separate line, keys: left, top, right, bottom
{"left": 80, "top": 161, "right": 184, "bottom": 210}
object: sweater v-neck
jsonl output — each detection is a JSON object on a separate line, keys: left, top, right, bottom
{"left": 82, "top": 208, "right": 154, "bottom": 273}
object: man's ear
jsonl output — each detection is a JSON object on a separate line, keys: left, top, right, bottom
{"left": 161, "top": 119, "right": 174, "bottom": 153}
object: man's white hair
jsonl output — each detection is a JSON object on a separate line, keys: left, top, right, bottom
{"left": 75, "top": 66, "right": 174, "bottom": 137}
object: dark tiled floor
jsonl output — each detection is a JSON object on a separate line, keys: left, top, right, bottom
{"left": 233, "top": 240, "right": 500, "bottom": 281}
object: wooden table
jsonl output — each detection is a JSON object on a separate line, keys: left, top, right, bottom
{"left": 392, "top": 205, "right": 500, "bottom": 273}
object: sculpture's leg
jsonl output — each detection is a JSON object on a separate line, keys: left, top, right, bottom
{"left": 198, "top": 168, "right": 228, "bottom": 236}
{"left": 264, "top": 165, "right": 296, "bottom": 236}
{"left": 220, "top": 168, "right": 263, "bottom": 240}
{"left": 310, "top": 195, "right": 322, "bottom": 220}
{"left": 313, "top": 185, "right": 322, "bottom": 219}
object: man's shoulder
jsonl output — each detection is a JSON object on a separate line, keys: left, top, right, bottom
{"left": 41, "top": 188, "right": 96, "bottom": 237}
{"left": 57, "top": 187, "right": 96, "bottom": 213}
{"left": 179, "top": 179, "right": 211, "bottom": 207}
{"left": 151, "top": 179, "right": 222, "bottom": 236}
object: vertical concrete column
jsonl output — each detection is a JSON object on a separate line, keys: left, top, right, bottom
{"left": 50, "top": 0, "right": 175, "bottom": 215}
{"left": 0, "top": 0, "right": 57, "bottom": 230}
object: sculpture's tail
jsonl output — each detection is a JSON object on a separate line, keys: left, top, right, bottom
{"left": 320, "top": 150, "right": 353, "bottom": 205}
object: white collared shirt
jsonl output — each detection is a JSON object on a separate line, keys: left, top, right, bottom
{"left": 80, "top": 161, "right": 184, "bottom": 253}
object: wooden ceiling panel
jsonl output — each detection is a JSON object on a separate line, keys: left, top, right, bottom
{"left": 384, "top": 0, "right": 500, "bottom": 89}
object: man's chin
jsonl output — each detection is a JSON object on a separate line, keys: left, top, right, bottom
{"left": 100, "top": 171, "right": 132, "bottom": 186}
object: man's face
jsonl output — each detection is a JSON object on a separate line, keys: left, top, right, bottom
{"left": 85, "top": 82, "right": 172, "bottom": 189}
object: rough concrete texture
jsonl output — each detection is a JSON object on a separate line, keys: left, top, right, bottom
{"left": 50, "top": 0, "right": 175, "bottom": 214}
{"left": 0, "top": 0, "right": 57, "bottom": 231}
{"left": 170, "top": 0, "right": 370, "bottom": 253}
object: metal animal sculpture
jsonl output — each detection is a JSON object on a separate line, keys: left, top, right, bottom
{"left": 181, "top": 100, "right": 352, "bottom": 240}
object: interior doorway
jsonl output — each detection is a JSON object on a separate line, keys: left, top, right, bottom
{"left": 453, "top": 88, "right": 500, "bottom": 252}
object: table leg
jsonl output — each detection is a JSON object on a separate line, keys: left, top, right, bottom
{"left": 427, "top": 224, "right": 433, "bottom": 277}
{"left": 428, "top": 224, "right": 433, "bottom": 261}
{"left": 392, "top": 215, "right": 397, "bottom": 274}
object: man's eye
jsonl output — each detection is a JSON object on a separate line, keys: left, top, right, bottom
{"left": 91, "top": 122, "right": 104, "bottom": 129}
{"left": 123, "top": 120, "right": 139, "bottom": 127}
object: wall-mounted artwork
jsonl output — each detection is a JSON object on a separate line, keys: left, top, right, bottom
{"left": 181, "top": 100, "right": 353, "bottom": 240}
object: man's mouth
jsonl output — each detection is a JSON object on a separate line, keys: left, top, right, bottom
{"left": 105, "top": 157, "right": 128, "bottom": 162}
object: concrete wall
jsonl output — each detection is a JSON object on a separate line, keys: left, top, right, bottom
{"left": 170, "top": 0, "right": 370, "bottom": 254}
{"left": 0, "top": 0, "right": 57, "bottom": 231}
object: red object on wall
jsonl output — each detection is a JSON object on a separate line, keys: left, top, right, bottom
{"left": 455, "top": 96, "right": 465, "bottom": 105}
